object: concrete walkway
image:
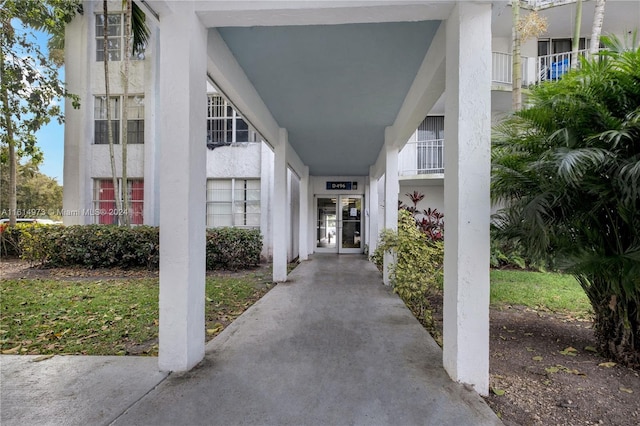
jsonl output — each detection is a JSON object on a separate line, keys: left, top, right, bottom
{"left": 1, "top": 255, "right": 501, "bottom": 426}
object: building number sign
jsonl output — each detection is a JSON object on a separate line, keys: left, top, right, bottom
{"left": 326, "top": 181, "right": 357, "bottom": 190}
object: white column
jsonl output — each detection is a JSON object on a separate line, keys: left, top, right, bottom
{"left": 443, "top": 2, "right": 492, "bottom": 396}
{"left": 368, "top": 174, "right": 379, "bottom": 256}
{"left": 298, "top": 166, "right": 310, "bottom": 261}
{"left": 260, "top": 142, "right": 273, "bottom": 261}
{"left": 158, "top": 6, "right": 207, "bottom": 372}
{"left": 383, "top": 143, "right": 399, "bottom": 285}
{"left": 272, "top": 129, "right": 288, "bottom": 282}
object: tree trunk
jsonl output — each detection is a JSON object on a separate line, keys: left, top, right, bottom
{"left": 121, "top": 0, "right": 132, "bottom": 227}
{"left": 512, "top": 0, "right": 522, "bottom": 111}
{"left": 571, "top": 0, "right": 583, "bottom": 69}
{"left": 0, "top": 38, "right": 17, "bottom": 226}
{"left": 590, "top": 0, "right": 606, "bottom": 56}
{"left": 578, "top": 275, "right": 640, "bottom": 368}
{"left": 103, "top": 0, "right": 123, "bottom": 225}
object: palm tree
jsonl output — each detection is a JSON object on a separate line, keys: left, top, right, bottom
{"left": 101, "top": 0, "right": 148, "bottom": 225}
{"left": 570, "top": 0, "right": 583, "bottom": 69}
{"left": 492, "top": 46, "right": 640, "bottom": 367}
{"left": 589, "top": 0, "right": 606, "bottom": 56}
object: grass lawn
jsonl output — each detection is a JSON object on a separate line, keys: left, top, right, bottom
{"left": 0, "top": 273, "right": 271, "bottom": 356}
{"left": 490, "top": 269, "right": 592, "bottom": 316}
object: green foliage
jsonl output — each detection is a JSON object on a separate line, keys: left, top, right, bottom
{"left": 489, "top": 227, "right": 548, "bottom": 271}
{"left": 373, "top": 210, "right": 444, "bottom": 338}
{"left": 490, "top": 269, "right": 592, "bottom": 315}
{"left": 16, "top": 224, "right": 160, "bottom": 269}
{"left": 206, "top": 227, "right": 262, "bottom": 270}
{"left": 2, "top": 225, "right": 262, "bottom": 270}
{"left": 0, "top": 157, "right": 62, "bottom": 219}
{"left": 1, "top": 0, "right": 80, "bottom": 225}
{"left": 0, "top": 223, "right": 24, "bottom": 256}
{"left": 491, "top": 46, "right": 640, "bottom": 366}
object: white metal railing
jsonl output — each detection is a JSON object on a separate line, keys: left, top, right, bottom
{"left": 525, "top": 0, "right": 576, "bottom": 10}
{"left": 492, "top": 49, "right": 592, "bottom": 87}
{"left": 399, "top": 139, "right": 444, "bottom": 177}
{"left": 492, "top": 51, "right": 532, "bottom": 86}
{"left": 537, "top": 49, "right": 590, "bottom": 82}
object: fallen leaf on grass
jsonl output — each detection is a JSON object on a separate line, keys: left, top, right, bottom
{"left": 31, "top": 354, "right": 55, "bottom": 362}
{"left": 2, "top": 345, "right": 21, "bottom": 354}
{"left": 619, "top": 387, "right": 633, "bottom": 394}
{"left": 491, "top": 387, "right": 506, "bottom": 396}
{"left": 598, "top": 362, "right": 617, "bottom": 368}
{"left": 559, "top": 347, "right": 578, "bottom": 356}
{"left": 206, "top": 323, "right": 224, "bottom": 335}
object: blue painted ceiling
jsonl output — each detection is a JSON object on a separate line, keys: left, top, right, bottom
{"left": 218, "top": 21, "right": 440, "bottom": 176}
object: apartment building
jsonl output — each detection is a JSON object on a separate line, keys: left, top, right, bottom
{"left": 61, "top": 0, "right": 638, "bottom": 389}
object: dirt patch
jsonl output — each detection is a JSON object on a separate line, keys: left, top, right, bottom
{"left": 487, "top": 306, "right": 640, "bottom": 425}
{"left": 0, "top": 258, "right": 159, "bottom": 281}
{"left": 428, "top": 298, "right": 640, "bottom": 425}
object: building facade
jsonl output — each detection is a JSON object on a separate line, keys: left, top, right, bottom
{"left": 62, "top": 0, "right": 638, "bottom": 395}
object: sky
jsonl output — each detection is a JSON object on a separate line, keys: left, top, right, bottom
{"left": 30, "top": 30, "right": 65, "bottom": 184}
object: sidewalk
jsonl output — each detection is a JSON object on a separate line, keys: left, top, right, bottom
{"left": 1, "top": 255, "right": 501, "bottom": 425}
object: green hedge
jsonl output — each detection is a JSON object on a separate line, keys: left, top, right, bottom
{"left": 1, "top": 224, "right": 262, "bottom": 270}
{"left": 206, "top": 227, "right": 262, "bottom": 270}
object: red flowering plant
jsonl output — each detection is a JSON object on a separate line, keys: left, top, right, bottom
{"left": 399, "top": 191, "right": 444, "bottom": 242}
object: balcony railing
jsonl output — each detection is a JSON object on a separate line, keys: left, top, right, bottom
{"left": 399, "top": 139, "right": 444, "bottom": 177}
{"left": 492, "top": 49, "right": 591, "bottom": 87}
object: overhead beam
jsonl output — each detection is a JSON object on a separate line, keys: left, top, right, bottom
{"left": 387, "top": 20, "right": 446, "bottom": 150}
{"left": 195, "top": 1, "right": 454, "bottom": 27}
{"left": 207, "top": 29, "right": 281, "bottom": 148}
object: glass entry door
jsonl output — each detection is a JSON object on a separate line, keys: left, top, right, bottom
{"left": 316, "top": 196, "right": 363, "bottom": 253}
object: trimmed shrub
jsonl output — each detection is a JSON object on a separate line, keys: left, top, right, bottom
{"left": 0, "top": 223, "right": 29, "bottom": 257}
{"left": 372, "top": 209, "right": 444, "bottom": 342}
{"left": 10, "top": 224, "right": 261, "bottom": 270}
{"left": 18, "top": 225, "right": 160, "bottom": 269}
{"left": 206, "top": 227, "right": 262, "bottom": 270}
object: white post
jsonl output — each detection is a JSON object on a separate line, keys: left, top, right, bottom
{"left": 299, "top": 166, "right": 310, "bottom": 261}
{"left": 368, "top": 174, "right": 379, "bottom": 256}
{"left": 382, "top": 142, "right": 399, "bottom": 286}
{"left": 443, "top": 2, "right": 492, "bottom": 396}
{"left": 272, "top": 129, "right": 289, "bottom": 282}
{"left": 158, "top": 6, "right": 207, "bottom": 372}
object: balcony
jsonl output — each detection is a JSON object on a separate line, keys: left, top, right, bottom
{"left": 492, "top": 49, "right": 591, "bottom": 88}
{"left": 398, "top": 139, "right": 444, "bottom": 179}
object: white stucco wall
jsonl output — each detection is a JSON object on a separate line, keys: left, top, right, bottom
{"left": 90, "top": 145, "right": 146, "bottom": 178}
{"left": 399, "top": 183, "right": 444, "bottom": 214}
{"left": 206, "top": 143, "right": 262, "bottom": 178}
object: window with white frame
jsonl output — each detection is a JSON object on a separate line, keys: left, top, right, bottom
{"left": 96, "top": 14, "right": 123, "bottom": 61}
{"left": 206, "top": 95, "right": 257, "bottom": 148}
{"left": 96, "top": 14, "right": 145, "bottom": 61}
{"left": 206, "top": 179, "right": 260, "bottom": 228}
{"left": 94, "top": 95, "right": 144, "bottom": 144}
{"left": 93, "top": 178, "right": 144, "bottom": 225}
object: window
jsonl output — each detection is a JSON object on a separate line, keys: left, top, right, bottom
{"left": 416, "top": 116, "right": 444, "bottom": 174}
{"left": 206, "top": 95, "right": 257, "bottom": 148}
{"left": 96, "top": 14, "right": 122, "bottom": 61}
{"left": 206, "top": 179, "right": 260, "bottom": 228}
{"left": 93, "top": 179, "right": 144, "bottom": 225}
{"left": 96, "top": 14, "right": 145, "bottom": 61}
{"left": 94, "top": 95, "right": 144, "bottom": 144}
